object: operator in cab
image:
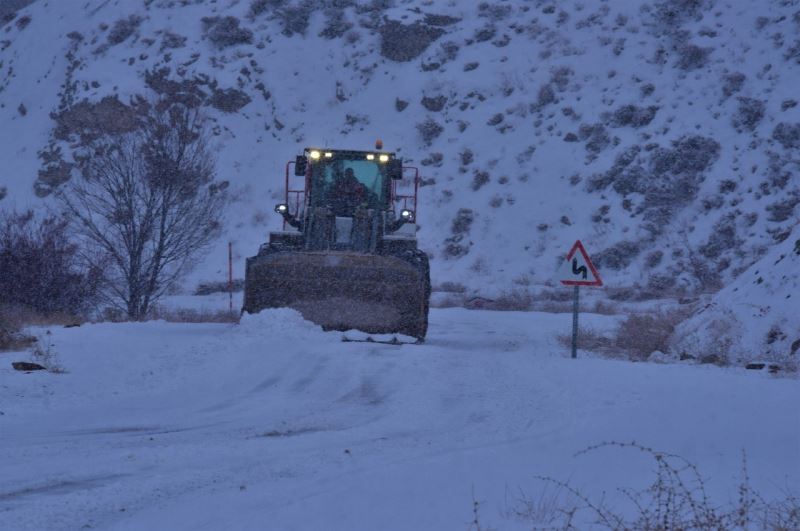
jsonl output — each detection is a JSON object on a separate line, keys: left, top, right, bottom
{"left": 327, "top": 167, "right": 368, "bottom": 216}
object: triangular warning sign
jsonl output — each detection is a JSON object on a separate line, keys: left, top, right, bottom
{"left": 560, "top": 240, "right": 603, "bottom": 287}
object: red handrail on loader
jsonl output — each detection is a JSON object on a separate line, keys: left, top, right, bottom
{"left": 392, "top": 166, "right": 420, "bottom": 219}
{"left": 283, "top": 160, "right": 308, "bottom": 231}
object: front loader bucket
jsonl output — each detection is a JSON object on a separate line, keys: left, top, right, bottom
{"left": 243, "top": 251, "right": 430, "bottom": 340}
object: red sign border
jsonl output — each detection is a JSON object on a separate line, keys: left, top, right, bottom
{"left": 560, "top": 240, "right": 603, "bottom": 287}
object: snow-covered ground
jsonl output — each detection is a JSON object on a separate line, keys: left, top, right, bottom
{"left": 2, "top": 308, "right": 797, "bottom": 530}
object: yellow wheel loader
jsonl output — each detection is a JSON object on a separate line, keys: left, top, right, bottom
{"left": 243, "top": 143, "right": 430, "bottom": 341}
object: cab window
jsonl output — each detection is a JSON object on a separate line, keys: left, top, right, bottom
{"left": 311, "top": 157, "right": 386, "bottom": 208}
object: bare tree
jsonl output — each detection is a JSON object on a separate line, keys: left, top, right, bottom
{"left": 57, "top": 98, "right": 226, "bottom": 319}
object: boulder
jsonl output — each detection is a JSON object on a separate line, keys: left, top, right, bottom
{"left": 12, "top": 361, "right": 46, "bottom": 371}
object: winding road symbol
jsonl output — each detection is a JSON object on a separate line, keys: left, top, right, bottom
{"left": 571, "top": 258, "right": 588, "bottom": 280}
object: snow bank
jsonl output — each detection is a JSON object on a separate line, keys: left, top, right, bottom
{"left": 671, "top": 227, "right": 800, "bottom": 367}
{"left": 238, "top": 307, "right": 325, "bottom": 337}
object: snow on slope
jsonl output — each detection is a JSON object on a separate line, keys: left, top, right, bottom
{"left": 672, "top": 224, "right": 800, "bottom": 365}
{"left": 1, "top": 309, "right": 798, "bottom": 530}
{"left": 0, "top": 0, "right": 799, "bottom": 297}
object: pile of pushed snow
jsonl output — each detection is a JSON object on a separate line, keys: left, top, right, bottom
{"left": 671, "top": 227, "right": 800, "bottom": 368}
{"left": 238, "top": 307, "right": 325, "bottom": 337}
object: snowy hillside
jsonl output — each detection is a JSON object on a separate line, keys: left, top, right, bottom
{"left": 1, "top": 0, "right": 798, "bottom": 296}
{"left": 672, "top": 225, "right": 800, "bottom": 366}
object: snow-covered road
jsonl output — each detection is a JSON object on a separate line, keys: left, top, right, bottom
{"left": 1, "top": 309, "right": 798, "bottom": 530}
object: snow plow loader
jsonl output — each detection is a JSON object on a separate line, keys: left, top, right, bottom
{"left": 243, "top": 143, "right": 430, "bottom": 341}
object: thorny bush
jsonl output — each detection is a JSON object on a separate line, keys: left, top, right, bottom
{"left": 0, "top": 211, "right": 100, "bottom": 318}
{"left": 503, "top": 442, "right": 800, "bottom": 530}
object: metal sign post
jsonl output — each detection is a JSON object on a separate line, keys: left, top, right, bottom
{"left": 559, "top": 240, "right": 602, "bottom": 359}
{"left": 228, "top": 241, "right": 233, "bottom": 314}
{"left": 571, "top": 285, "right": 579, "bottom": 359}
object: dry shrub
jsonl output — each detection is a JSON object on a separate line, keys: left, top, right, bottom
{"left": 491, "top": 289, "right": 532, "bottom": 311}
{"left": 530, "top": 288, "right": 581, "bottom": 313}
{"left": 556, "top": 310, "right": 690, "bottom": 361}
{"left": 0, "top": 304, "right": 82, "bottom": 328}
{"left": 0, "top": 324, "right": 36, "bottom": 352}
{"left": 148, "top": 306, "right": 239, "bottom": 324}
{"left": 430, "top": 294, "right": 466, "bottom": 309}
{"left": 433, "top": 281, "right": 467, "bottom": 293}
{"left": 615, "top": 310, "right": 688, "bottom": 360}
{"left": 0, "top": 304, "right": 79, "bottom": 352}
{"left": 533, "top": 300, "right": 572, "bottom": 313}
{"left": 31, "top": 330, "right": 66, "bottom": 373}
{"left": 536, "top": 289, "right": 575, "bottom": 302}
{"left": 201, "top": 16, "right": 253, "bottom": 48}
{"left": 0, "top": 331, "right": 35, "bottom": 352}
{"left": 0, "top": 211, "right": 100, "bottom": 317}
{"left": 194, "top": 279, "right": 244, "bottom": 295}
{"left": 591, "top": 300, "right": 619, "bottom": 315}
{"left": 107, "top": 15, "right": 142, "bottom": 45}
{"left": 249, "top": 0, "right": 273, "bottom": 17}
{"left": 456, "top": 290, "right": 533, "bottom": 311}
{"left": 501, "top": 481, "right": 578, "bottom": 529}
{"left": 1, "top": 304, "right": 36, "bottom": 334}
{"left": 531, "top": 298, "right": 618, "bottom": 314}
{"left": 416, "top": 118, "right": 444, "bottom": 145}
{"left": 507, "top": 442, "right": 800, "bottom": 530}
{"left": 556, "top": 326, "right": 617, "bottom": 356}
{"left": 512, "top": 274, "right": 531, "bottom": 286}
{"left": 780, "top": 357, "right": 799, "bottom": 376}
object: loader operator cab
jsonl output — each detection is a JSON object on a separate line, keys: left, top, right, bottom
{"left": 306, "top": 149, "right": 396, "bottom": 215}
{"left": 275, "top": 147, "right": 414, "bottom": 250}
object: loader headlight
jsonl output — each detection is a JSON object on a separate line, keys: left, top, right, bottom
{"left": 275, "top": 203, "right": 289, "bottom": 214}
{"left": 366, "top": 154, "right": 375, "bottom": 161}
{"left": 309, "top": 150, "right": 321, "bottom": 159}
{"left": 400, "top": 209, "right": 414, "bottom": 221}
{"left": 379, "top": 154, "right": 389, "bottom": 162}
{"left": 324, "top": 152, "right": 333, "bottom": 158}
